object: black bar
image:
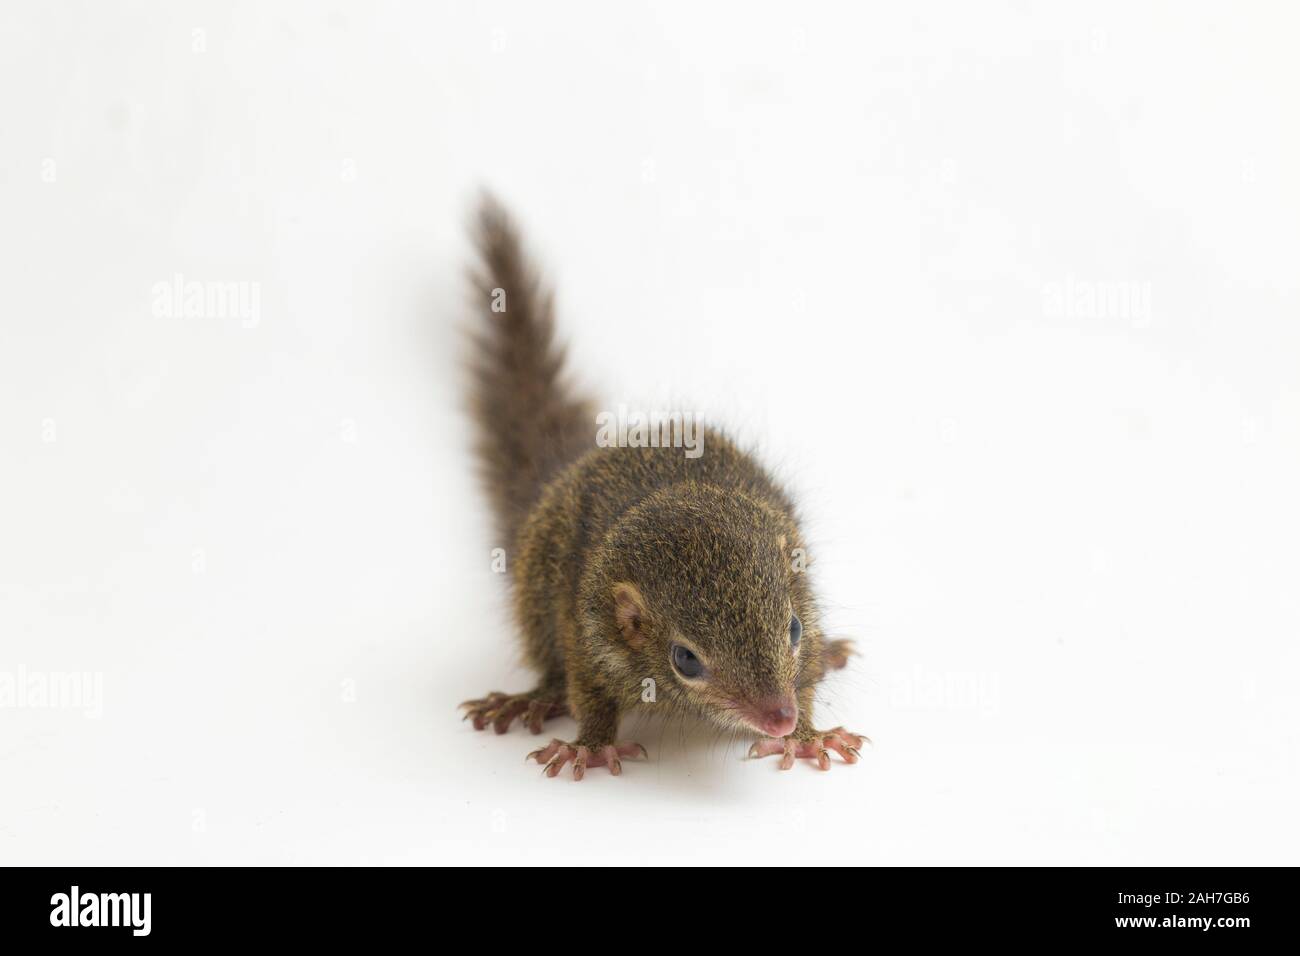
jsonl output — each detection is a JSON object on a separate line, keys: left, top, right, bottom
{"left": 0, "top": 867, "right": 1289, "bottom": 943}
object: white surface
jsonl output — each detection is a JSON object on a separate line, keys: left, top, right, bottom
{"left": 2, "top": 1, "right": 1298, "bottom": 866}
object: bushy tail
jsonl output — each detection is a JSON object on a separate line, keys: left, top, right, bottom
{"left": 467, "top": 195, "right": 594, "bottom": 549}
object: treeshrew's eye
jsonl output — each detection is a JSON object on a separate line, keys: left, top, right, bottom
{"left": 671, "top": 644, "right": 704, "bottom": 679}
{"left": 789, "top": 614, "right": 802, "bottom": 647}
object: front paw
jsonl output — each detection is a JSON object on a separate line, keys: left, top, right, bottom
{"left": 526, "top": 738, "right": 648, "bottom": 780}
{"left": 748, "top": 727, "right": 868, "bottom": 771}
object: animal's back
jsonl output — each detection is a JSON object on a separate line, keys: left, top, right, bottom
{"left": 511, "top": 429, "right": 794, "bottom": 681}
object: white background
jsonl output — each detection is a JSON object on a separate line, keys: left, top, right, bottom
{"left": 2, "top": 1, "right": 1298, "bottom": 866}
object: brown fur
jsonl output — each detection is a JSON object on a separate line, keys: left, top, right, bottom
{"left": 466, "top": 196, "right": 849, "bottom": 760}
{"left": 467, "top": 196, "right": 594, "bottom": 548}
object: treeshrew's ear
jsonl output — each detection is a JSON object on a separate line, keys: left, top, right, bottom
{"left": 612, "top": 582, "right": 648, "bottom": 647}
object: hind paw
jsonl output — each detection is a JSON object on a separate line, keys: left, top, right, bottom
{"left": 460, "top": 690, "right": 568, "bottom": 734}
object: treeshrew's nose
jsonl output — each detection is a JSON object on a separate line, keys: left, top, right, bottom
{"left": 753, "top": 698, "right": 798, "bottom": 738}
